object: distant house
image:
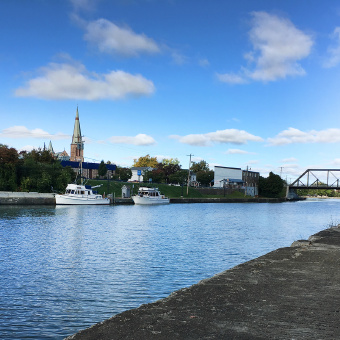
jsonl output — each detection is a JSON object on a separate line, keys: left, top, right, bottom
{"left": 183, "top": 169, "right": 197, "bottom": 186}
{"left": 129, "top": 167, "right": 153, "bottom": 182}
{"left": 242, "top": 170, "right": 260, "bottom": 196}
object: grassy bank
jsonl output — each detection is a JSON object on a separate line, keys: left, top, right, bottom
{"left": 85, "top": 180, "right": 252, "bottom": 199}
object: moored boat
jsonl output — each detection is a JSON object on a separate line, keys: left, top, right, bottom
{"left": 55, "top": 183, "right": 110, "bottom": 205}
{"left": 132, "top": 187, "right": 170, "bottom": 205}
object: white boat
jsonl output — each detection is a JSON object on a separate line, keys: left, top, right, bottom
{"left": 55, "top": 183, "right": 110, "bottom": 205}
{"left": 132, "top": 187, "right": 170, "bottom": 205}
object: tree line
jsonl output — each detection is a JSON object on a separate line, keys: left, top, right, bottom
{"left": 130, "top": 154, "right": 214, "bottom": 186}
{"left": 1, "top": 146, "right": 284, "bottom": 197}
{"left": 0, "top": 145, "right": 76, "bottom": 192}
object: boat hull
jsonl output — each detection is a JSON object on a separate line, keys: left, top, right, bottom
{"left": 132, "top": 196, "right": 170, "bottom": 205}
{"left": 55, "top": 195, "right": 110, "bottom": 205}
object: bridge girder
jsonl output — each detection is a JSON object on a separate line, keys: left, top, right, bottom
{"left": 289, "top": 169, "right": 340, "bottom": 190}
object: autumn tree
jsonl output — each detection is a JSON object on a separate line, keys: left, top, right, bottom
{"left": 133, "top": 154, "right": 158, "bottom": 168}
{"left": 161, "top": 158, "right": 180, "bottom": 166}
{"left": 144, "top": 168, "right": 165, "bottom": 183}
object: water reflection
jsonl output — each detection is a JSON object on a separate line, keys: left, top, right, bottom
{"left": 1, "top": 200, "right": 340, "bottom": 339}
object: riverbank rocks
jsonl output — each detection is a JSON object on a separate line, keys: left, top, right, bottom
{"left": 66, "top": 226, "right": 340, "bottom": 340}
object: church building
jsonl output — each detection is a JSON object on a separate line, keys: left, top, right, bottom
{"left": 56, "top": 107, "right": 116, "bottom": 179}
{"left": 70, "top": 107, "right": 84, "bottom": 162}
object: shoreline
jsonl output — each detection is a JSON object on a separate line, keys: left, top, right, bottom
{"left": 0, "top": 192, "right": 303, "bottom": 205}
{"left": 65, "top": 225, "right": 340, "bottom": 339}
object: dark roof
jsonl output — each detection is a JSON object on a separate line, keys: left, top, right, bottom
{"left": 214, "top": 166, "right": 241, "bottom": 170}
{"left": 60, "top": 160, "right": 116, "bottom": 170}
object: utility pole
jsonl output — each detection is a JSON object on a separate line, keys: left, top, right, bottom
{"left": 280, "top": 167, "right": 284, "bottom": 178}
{"left": 187, "top": 154, "right": 194, "bottom": 195}
{"left": 245, "top": 165, "right": 248, "bottom": 197}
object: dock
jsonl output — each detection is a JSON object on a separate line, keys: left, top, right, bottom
{"left": 66, "top": 226, "right": 340, "bottom": 339}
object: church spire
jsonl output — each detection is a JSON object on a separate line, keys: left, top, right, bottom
{"left": 70, "top": 107, "right": 84, "bottom": 162}
{"left": 72, "top": 106, "right": 82, "bottom": 144}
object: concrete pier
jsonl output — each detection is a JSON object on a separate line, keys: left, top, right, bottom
{"left": 66, "top": 226, "right": 340, "bottom": 340}
{"left": 0, "top": 192, "right": 55, "bottom": 205}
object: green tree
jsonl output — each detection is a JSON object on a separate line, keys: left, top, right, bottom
{"left": 169, "top": 169, "right": 188, "bottom": 185}
{"left": 0, "top": 145, "right": 19, "bottom": 191}
{"left": 156, "top": 162, "right": 181, "bottom": 183}
{"left": 0, "top": 146, "right": 76, "bottom": 193}
{"left": 98, "top": 160, "right": 107, "bottom": 177}
{"left": 144, "top": 169, "right": 165, "bottom": 183}
{"left": 116, "top": 167, "right": 132, "bottom": 181}
{"left": 133, "top": 154, "right": 158, "bottom": 168}
{"left": 259, "top": 172, "right": 284, "bottom": 198}
{"left": 191, "top": 160, "right": 209, "bottom": 173}
{"left": 196, "top": 170, "right": 214, "bottom": 186}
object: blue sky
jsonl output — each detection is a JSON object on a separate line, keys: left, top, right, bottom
{"left": 2, "top": 0, "right": 340, "bottom": 181}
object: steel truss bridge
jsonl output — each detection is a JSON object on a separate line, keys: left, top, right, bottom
{"left": 289, "top": 169, "right": 340, "bottom": 190}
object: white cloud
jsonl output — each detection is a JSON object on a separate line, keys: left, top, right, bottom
{"left": 0, "top": 126, "right": 70, "bottom": 140}
{"left": 198, "top": 58, "right": 210, "bottom": 67}
{"left": 216, "top": 73, "right": 247, "bottom": 84}
{"left": 331, "top": 158, "right": 340, "bottom": 166}
{"left": 84, "top": 18, "right": 161, "bottom": 57}
{"left": 268, "top": 127, "right": 340, "bottom": 145}
{"left": 281, "top": 157, "right": 298, "bottom": 163}
{"left": 15, "top": 61, "right": 155, "bottom": 100}
{"left": 19, "top": 145, "right": 36, "bottom": 152}
{"left": 218, "top": 11, "right": 313, "bottom": 84}
{"left": 70, "top": 0, "right": 94, "bottom": 11}
{"left": 225, "top": 148, "right": 255, "bottom": 155}
{"left": 323, "top": 27, "right": 340, "bottom": 68}
{"left": 108, "top": 134, "right": 156, "bottom": 146}
{"left": 171, "top": 51, "right": 188, "bottom": 65}
{"left": 171, "top": 129, "right": 263, "bottom": 146}
{"left": 246, "top": 160, "right": 259, "bottom": 165}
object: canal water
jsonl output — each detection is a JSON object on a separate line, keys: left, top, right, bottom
{"left": 1, "top": 199, "right": 340, "bottom": 339}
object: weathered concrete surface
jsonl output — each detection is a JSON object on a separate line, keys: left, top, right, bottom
{"left": 66, "top": 226, "right": 340, "bottom": 340}
{"left": 0, "top": 192, "right": 55, "bottom": 205}
{"left": 170, "top": 197, "right": 288, "bottom": 203}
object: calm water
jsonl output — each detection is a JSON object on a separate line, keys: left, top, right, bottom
{"left": 1, "top": 199, "right": 340, "bottom": 339}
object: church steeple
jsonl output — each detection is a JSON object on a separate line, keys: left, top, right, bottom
{"left": 70, "top": 107, "right": 84, "bottom": 162}
{"left": 72, "top": 106, "right": 82, "bottom": 144}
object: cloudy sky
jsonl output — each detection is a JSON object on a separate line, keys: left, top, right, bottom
{"left": 2, "top": 0, "right": 340, "bottom": 181}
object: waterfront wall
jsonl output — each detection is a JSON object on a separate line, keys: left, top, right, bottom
{"left": 0, "top": 192, "right": 55, "bottom": 205}
{"left": 0, "top": 192, "right": 293, "bottom": 205}
{"left": 170, "top": 197, "right": 286, "bottom": 203}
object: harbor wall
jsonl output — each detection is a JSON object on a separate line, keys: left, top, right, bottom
{"left": 0, "top": 192, "right": 295, "bottom": 205}
{"left": 0, "top": 192, "right": 55, "bottom": 205}
{"left": 66, "top": 226, "right": 340, "bottom": 339}
{"left": 170, "top": 197, "right": 287, "bottom": 203}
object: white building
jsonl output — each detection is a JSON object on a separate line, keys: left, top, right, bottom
{"left": 129, "top": 167, "right": 153, "bottom": 182}
{"left": 214, "top": 166, "right": 243, "bottom": 188}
